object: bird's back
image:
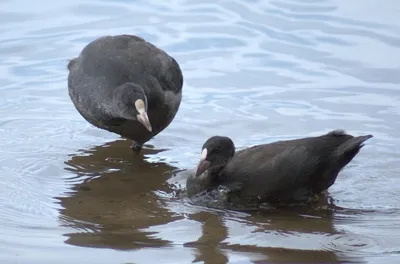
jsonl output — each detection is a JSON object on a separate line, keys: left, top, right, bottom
{"left": 68, "top": 35, "right": 183, "bottom": 95}
{"left": 219, "top": 130, "right": 372, "bottom": 204}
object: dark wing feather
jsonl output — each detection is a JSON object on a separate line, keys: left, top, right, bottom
{"left": 220, "top": 144, "right": 322, "bottom": 203}
{"left": 77, "top": 35, "right": 183, "bottom": 94}
{"left": 218, "top": 130, "right": 371, "bottom": 203}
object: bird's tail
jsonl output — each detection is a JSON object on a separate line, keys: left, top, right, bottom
{"left": 334, "top": 134, "right": 373, "bottom": 168}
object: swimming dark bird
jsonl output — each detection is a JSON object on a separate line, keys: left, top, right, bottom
{"left": 67, "top": 35, "right": 183, "bottom": 151}
{"left": 186, "top": 130, "right": 373, "bottom": 206}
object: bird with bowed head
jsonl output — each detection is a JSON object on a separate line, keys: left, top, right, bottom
{"left": 67, "top": 34, "right": 183, "bottom": 152}
{"left": 186, "top": 130, "right": 373, "bottom": 207}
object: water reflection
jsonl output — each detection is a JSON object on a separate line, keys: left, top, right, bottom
{"left": 58, "top": 140, "right": 366, "bottom": 263}
{"left": 183, "top": 200, "right": 363, "bottom": 263}
{"left": 58, "top": 139, "right": 182, "bottom": 250}
{"left": 0, "top": 0, "right": 399, "bottom": 262}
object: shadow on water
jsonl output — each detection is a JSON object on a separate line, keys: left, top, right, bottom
{"left": 56, "top": 140, "right": 368, "bottom": 263}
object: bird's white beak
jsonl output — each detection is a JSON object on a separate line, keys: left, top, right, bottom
{"left": 135, "top": 99, "right": 152, "bottom": 132}
{"left": 137, "top": 110, "right": 152, "bottom": 132}
{"left": 195, "top": 148, "right": 210, "bottom": 177}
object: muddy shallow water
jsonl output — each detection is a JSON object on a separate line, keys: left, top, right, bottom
{"left": 1, "top": 0, "right": 400, "bottom": 263}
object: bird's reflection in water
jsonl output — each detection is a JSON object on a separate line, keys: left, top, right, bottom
{"left": 183, "top": 198, "right": 363, "bottom": 264}
{"left": 58, "top": 139, "right": 183, "bottom": 250}
{"left": 58, "top": 140, "right": 364, "bottom": 263}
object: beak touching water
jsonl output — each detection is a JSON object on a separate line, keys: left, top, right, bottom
{"left": 195, "top": 148, "right": 211, "bottom": 177}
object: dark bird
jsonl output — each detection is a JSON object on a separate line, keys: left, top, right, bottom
{"left": 186, "top": 130, "right": 372, "bottom": 206}
{"left": 67, "top": 35, "right": 183, "bottom": 151}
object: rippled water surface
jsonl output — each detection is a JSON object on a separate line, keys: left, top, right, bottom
{"left": 1, "top": 0, "right": 400, "bottom": 263}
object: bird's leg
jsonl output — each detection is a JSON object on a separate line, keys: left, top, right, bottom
{"left": 130, "top": 141, "right": 143, "bottom": 152}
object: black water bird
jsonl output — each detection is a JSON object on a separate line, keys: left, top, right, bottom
{"left": 186, "top": 130, "right": 372, "bottom": 206}
{"left": 67, "top": 35, "right": 183, "bottom": 151}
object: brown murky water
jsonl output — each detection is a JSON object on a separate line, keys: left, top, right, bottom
{"left": 1, "top": 0, "right": 400, "bottom": 263}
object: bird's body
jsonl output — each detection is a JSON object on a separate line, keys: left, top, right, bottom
{"left": 67, "top": 35, "right": 183, "bottom": 150}
{"left": 187, "top": 130, "right": 372, "bottom": 206}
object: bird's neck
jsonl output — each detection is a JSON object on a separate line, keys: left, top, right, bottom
{"left": 143, "top": 77, "right": 164, "bottom": 103}
{"left": 207, "top": 159, "right": 232, "bottom": 182}
{"left": 208, "top": 166, "right": 224, "bottom": 179}
{"left": 210, "top": 153, "right": 235, "bottom": 179}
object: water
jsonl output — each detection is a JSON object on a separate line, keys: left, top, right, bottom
{"left": 0, "top": 0, "right": 400, "bottom": 263}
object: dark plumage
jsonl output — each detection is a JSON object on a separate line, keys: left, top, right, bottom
{"left": 186, "top": 130, "right": 373, "bottom": 205}
{"left": 67, "top": 35, "right": 183, "bottom": 151}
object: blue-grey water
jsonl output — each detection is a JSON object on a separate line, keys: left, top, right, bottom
{"left": 1, "top": 0, "right": 400, "bottom": 263}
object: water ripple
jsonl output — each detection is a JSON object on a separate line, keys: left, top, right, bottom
{"left": 0, "top": 0, "right": 400, "bottom": 263}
